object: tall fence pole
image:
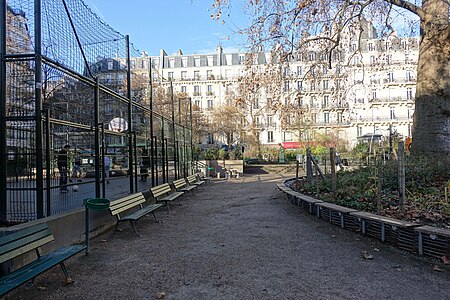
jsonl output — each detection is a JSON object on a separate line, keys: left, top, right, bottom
{"left": 34, "top": 0, "right": 44, "bottom": 219}
{"left": 170, "top": 81, "right": 177, "bottom": 179}
{"left": 126, "top": 35, "right": 133, "bottom": 193}
{"left": 0, "top": 0, "right": 7, "bottom": 222}
{"left": 398, "top": 141, "right": 406, "bottom": 213}
{"left": 45, "top": 108, "right": 51, "bottom": 216}
{"left": 189, "top": 97, "right": 193, "bottom": 175}
{"left": 94, "top": 77, "right": 100, "bottom": 198}
{"left": 161, "top": 116, "right": 166, "bottom": 183}
{"left": 149, "top": 58, "right": 155, "bottom": 187}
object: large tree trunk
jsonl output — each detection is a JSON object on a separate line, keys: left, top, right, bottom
{"left": 411, "top": 0, "right": 450, "bottom": 157}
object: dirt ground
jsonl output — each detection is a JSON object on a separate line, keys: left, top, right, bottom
{"left": 6, "top": 172, "right": 450, "bottom": 300}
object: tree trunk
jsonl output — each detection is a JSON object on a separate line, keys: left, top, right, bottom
{"left": 411, "top": 0, "right": 450, "bottom": 157}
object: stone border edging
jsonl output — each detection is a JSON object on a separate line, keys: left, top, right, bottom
{"left": 277, "top": 181, "right": 450, "bottom": 260}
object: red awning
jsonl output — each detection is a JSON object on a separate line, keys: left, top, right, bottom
{"left": 282, "top": 142, "right": 300, "bottom": 149}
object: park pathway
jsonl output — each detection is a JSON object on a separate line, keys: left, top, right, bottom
{"left": 9, "top": 173, "right": 450, "bottom": 300}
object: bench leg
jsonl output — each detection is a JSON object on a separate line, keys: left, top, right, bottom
{"left": 112, "top": 222, "right": 120, "bottom": 236}
{"left": 59, "top": 262, "right": 70, "bottom": 278}
{"left": 166, "top": 201, "right": 171, "bottom": 212}
{"left": 129, "top": 220, "right": 140, "bottom": 236}
{"left": 152, "top": 211, "right": 158, "bottom": 222}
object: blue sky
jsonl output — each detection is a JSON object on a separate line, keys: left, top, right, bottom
{"left": 85, "top": 0, "right": 248, "bottom": 56}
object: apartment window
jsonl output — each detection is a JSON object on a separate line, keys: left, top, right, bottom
{"left": 357, "top": 126, "right": 362, "bottom": 137}
{"left": 284, "top": 81, "right": 290, "bottom": 92}
{"left": 406, "top": 88, "right": 413, "bottom": 100}
{"left": 207, "top": 56, "right": 213, "bottom": 66}
{"left": 181, "top": 57, "right": 188, "bottom": 67}
{"left": 168, "top": 72, "right": 174, "bottom": 80}
{"left": 181, "top": 86, "right": 187, "bottom": 93}
{"left": 284, "top": 67, "right": 290, "bottom": 76}
{"left": 207, "top": 70, "right": 213, "bottom": 79}
{"left": 335, "top": 65, "right": 341, "bottom": 74}
{"left": 322, "top": 95, "right": 329, "bottom": 108}
{"left": 323, "top": 80, "right": 329, "bottom": 90}
{"left": 239, "top": 54, "right": 245, "bottom": 64}
{"left": 390, "top": 107, "right": 396, "bottom": 120}
{"left": 130, "top": 60, "right": 136, "bottom": 68}
{"left": 297, "top": 81, "right": 303, "bottom": 91}
{"left": 386, "top": 54, "right": 392, "bottom": 65}
{"left": 255, "top": 116, "right": 260, "bottom": 127}
{"left": 297, "top": 66, "right": 302, "bottom": 75}
{"left": 406, "top": 71, "right": 413, "bottom": 81}
{"left": 388, "top": 72, "right": 394, "bottom": 82}
{"left": 337, "top": 112, "right": 343, "bottom": 123}
{"left": 107, "top": 61, "right": 114, "bottom": 70}
{"left": 207, "top": 99, "right": 213, "bottom": 109}
{"left": 336, "top": 80, "right": 341, "bottom": 90}
{"left": 181, "top": 71, "right": 187, "bottom": 80}
{"left": 253, "top": 99, "right": 260, "bottom": 109}
{"left": 323, "top": 66, "right": 328, "bottom": 75}
{"left": 372, "top": 90, "right": 377, "bottom": 100}
{"left": 368, "top": 43, "right": 374, "bottom": 51}
{"left": 267, "top": 131, "right": 274, "bottom": 143}
{"left": 267, "top": 116, "right": 273, "bottom": 127}
{"left": 309, "top": 52, "right": 316, "bottom": 61}
{"left": 194, "top": 57, "right": 200, "bottom": 67}
{"left": 194, "top": 100, "right": 201, "bottom": 110}
{"left": 193, "top": 85, "right": 200, "bottom": 96}
{"left": 168, "top": 58, "right": 174, "bottom": 68}
{"left": 310, "top": 82, "right": 315, "bottom": 91}
{"left": 194, "top": 71, "right": 200, "bottom": 80}
{"left": 311, "top": 113, "right": 317, "bottom": 124}
{"left": 141, "top": 60, "right": 148, "bottom": 69}
{"left": 207, "top": 85, "right": 213, "bottom": 96}
{"left": 324, "top": 112, "right": 330, "bottom": 124}
{"left": 370, "top": 56, "right": 376, "bottom": 64}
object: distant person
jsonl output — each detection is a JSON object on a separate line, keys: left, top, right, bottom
{"left": 140, "top": 154, "right": 151, "bottom": 182}
{"left": 104, "top": 155, "right": 111, "bottom": 184}
{"left": 57, "top": 145, "right": 70, "bottom": 192}
{"left": 71, "top": 152, "right": 82, "bottom": 182}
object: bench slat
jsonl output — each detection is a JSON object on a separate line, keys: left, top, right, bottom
{"left": 110, "top": 194, "right": 146, "bottom": 216}
{"left": 0, "top": 235, "right": 54, "bottom": 265}
{"left": 121, "top": 204, "right": 164, "bottom": 221}
{"left": 0, "top": 223, "right": 49, "bottom": 247}
{"left": 173, "top": 179, "right": 187, "bottom": 189}
{"left": 151, "top": 184, "right": 172, "bottom": 198}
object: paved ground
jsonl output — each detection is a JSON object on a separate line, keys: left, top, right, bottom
{"left": 7, "top": 173, "right": 450, "bottom": 299}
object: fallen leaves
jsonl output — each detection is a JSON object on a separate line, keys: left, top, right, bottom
{"left": 441, "top": 255, "right": 450, "bottom": 265}
{"left": 433, "top": 265, "right": 443, "bottom": 272}
{"left": 361, "top": 251, "right": 373, "bottom": 260}
{"left": 156, "top": 291, "right": 166, "bottom": 299}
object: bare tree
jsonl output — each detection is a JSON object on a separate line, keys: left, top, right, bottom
{"left": 212, "top": 0, "right": 450, "bottom": 158}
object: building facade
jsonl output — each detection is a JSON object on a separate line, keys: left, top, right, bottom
{"left": 124, "top": 25, "right": 418, "bottom": 151}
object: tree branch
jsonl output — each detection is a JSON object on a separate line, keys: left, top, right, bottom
{"left": 383, "top": 0, "right": 425, "bottom": 19}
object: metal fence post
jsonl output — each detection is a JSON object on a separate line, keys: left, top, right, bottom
{"left": 34, "top": 0, "right": 44, "bottom": 219}
{"left": 0, "top": 0, "right": 7, "bottom": 222}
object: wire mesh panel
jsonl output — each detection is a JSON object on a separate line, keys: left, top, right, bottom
{"left": 1, "top": 0, "right": 192, "bottom": 223}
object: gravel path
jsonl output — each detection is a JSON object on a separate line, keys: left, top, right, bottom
{"left": 8, "top": 173, "right": 450, "bottom": 300}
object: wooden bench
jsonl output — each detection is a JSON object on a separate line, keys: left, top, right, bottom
{"left": 173, "top": 178, "right": 196, "bottom": 194}
{"left": 109, "top": 192, "right": 163, "bottom": 236}
{"left": 0, "top": 223, "right": 85, "bottom": 296}
{"left": 194, "top": 173, "right": 206, "bottom": 186}
{"left": 150, "top": 183, "right": 184, "bottom": 211}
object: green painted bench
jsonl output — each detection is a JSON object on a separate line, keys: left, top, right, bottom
{"left": 0, "top": 223, "right": 85, "bottom": 296}
{"left": 109, "top": 192, "right": 163, "bottom": 236}
{"left": 150, "top": 183, "right": 184, "bottom": 211}
{"left": 173, "top": 178, "right": 196, "bottom": 194}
